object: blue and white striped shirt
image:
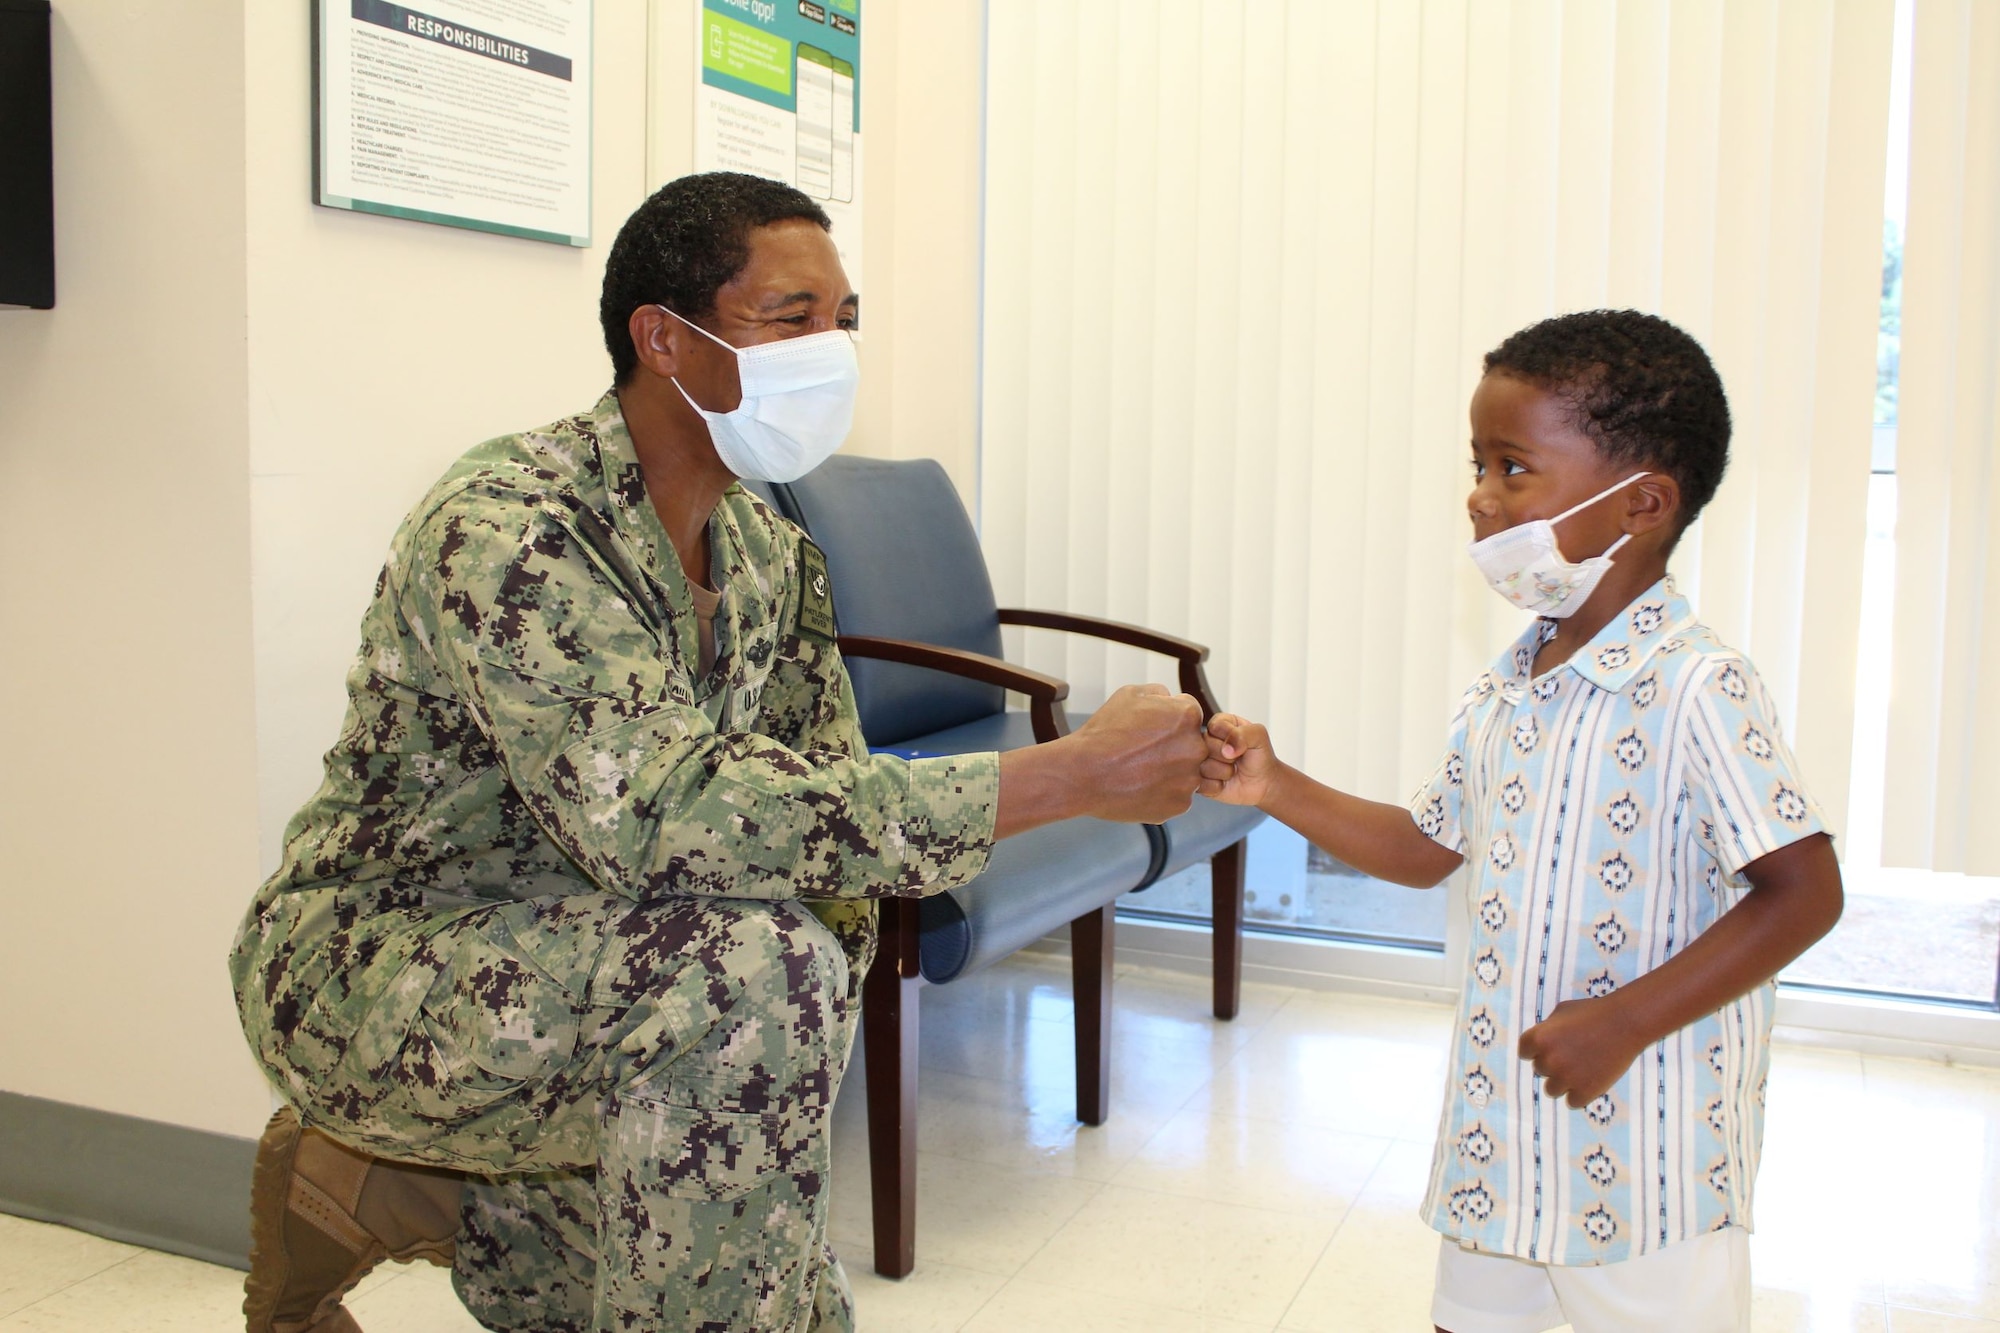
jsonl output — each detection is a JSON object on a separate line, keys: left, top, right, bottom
{"left": 1411, "top": 578, "right": 1826, "bottom": 1265}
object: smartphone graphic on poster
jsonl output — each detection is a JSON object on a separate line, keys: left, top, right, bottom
{"left": 830, "top": 55, "right": 854, "bottom": 203}
{"left": 795, "top": 44, "right": 835, "bottom": 200}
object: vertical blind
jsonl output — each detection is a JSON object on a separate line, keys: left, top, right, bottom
{"left": 981, "top": 0, "right": 1891, "bottom": 843}
{"left": 1881, "top": 0, "right": 2000, "bottom": 874}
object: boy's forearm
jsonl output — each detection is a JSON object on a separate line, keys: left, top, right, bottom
{"left": 1606, "top": 832, "right": 1843, "bottom": 1046}
{"left": 1260, "top": 762, "right": 1463, "bottom": 888}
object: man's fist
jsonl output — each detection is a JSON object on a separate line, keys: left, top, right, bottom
{"left": 1070, "top": 684, "right": 1207, "bottom": 824}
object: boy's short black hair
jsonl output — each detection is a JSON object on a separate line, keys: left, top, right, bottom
{"left": 1483, "top": 310, "right": 1731, "bottom": 530}
{"left": 599, "top": 172, "right": 833, "bottom": 385}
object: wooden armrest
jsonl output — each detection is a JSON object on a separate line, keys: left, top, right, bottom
{"left": 997, "top": 608, "right": 1209, "bottom": 663}
{"left": 994, "top": 608, "right": 1221, "bottom": 721}
{"left": 837, "top": 634, "right": 1072, "bottom": 742}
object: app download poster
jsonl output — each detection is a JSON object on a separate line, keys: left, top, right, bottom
{"left": 694, "top": 0, "right": 862, "bottom": 293}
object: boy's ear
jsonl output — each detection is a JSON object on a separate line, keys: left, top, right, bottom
{"left": 1624, "top": 474, "right": 1681, "bottom": 537}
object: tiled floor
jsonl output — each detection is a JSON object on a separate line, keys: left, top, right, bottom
{"left": 4, "top": 952, "right": 1999, "bottom": 1331}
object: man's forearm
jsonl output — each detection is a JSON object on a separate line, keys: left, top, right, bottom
{"left": 994, "top": 739, "right": 1089, "bottom": 839}
{"left": 992, "top": 685, "right": 1208, "bottom": 837}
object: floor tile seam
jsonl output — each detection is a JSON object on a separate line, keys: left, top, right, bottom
{"left": 944, "top": 1271, "right": 1012, "bottom": 1332}
{"left": 1256, "top": 1184, "right": 1368, "bottom": 1328}
{"left": 976, "top": 1270, "right": 1283, "bottom": 1329}
{"left": 1884, "top": 1293, "right": 2000, "bottom": 1317}
{"left": 1077, "top": 1175, "right": 1366, "bottom": 1230}
{"left": 0, "top": 1248, "right": 150, "bottom": 1320}
{"left": 1007, "top": 1007, "right": 1275, "bottom": 1058}
{"left": 1087, "top": 1169, "right": 1377, "bottom": 1220}
{"left": 1098, "top": 1121, "right": 1399, "bottom": 1201}
{"left": 987, "top": 1173, "right": 1121, "bottom": 1285}
{"left": 1881, "top": 1307, "right": 2000, "bottom": 1329}
{"left": 895, "top": 1139, "right": 1127, "bottom": 1185}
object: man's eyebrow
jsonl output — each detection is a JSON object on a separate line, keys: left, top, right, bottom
{"left": 761, "top": 290, "right": 818, "bottom": 308}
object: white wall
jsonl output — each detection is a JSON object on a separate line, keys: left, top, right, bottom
{"left": 848, "top": 0, "right": 986, "bottom": 504}
{"left": 0, "top": 3, "right": 265, "bottom": 1138}
{"left": 245, "top": 3, "right": 653, "bottom": 883}
{"left": 0, "top": 1, "right": 987, "bottom": 1143}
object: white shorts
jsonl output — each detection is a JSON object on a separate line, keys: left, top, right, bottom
{"left": 1431, "top": 1227, "right": 1750, "bottom": 1333}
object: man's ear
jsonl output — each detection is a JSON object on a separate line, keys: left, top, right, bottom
{"left": 626, "top": 305, "right": 683, "bottom": 381}
{"left": 1625, "top": 474, "right": 1681, "bottom": 537}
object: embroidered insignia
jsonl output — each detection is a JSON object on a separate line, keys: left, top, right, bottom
{"left": 798, "top": 538, "right": 837, "bottom": 641}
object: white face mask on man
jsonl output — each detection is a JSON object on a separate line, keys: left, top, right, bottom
{"left": 1467, "top": 472, "right": 1650, "bottom": 618}
{"left": 661, "top": 306, "right": 859, "bottom": 483}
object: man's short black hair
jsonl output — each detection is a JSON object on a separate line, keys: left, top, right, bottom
{"left": 599, "top": 172, "right": 833, "bottom": 385}
{"left": 1483, "top": 310, "right": 1732, "bottom": 530}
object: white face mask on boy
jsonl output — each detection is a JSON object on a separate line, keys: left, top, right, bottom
{"left": 662, "top": 306, "right": 859, "bottom": 483}
{"left": 1467, "top": 472, "right": 1650, "bottom": 618}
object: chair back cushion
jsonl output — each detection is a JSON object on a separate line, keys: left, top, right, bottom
{"left": 773, "top": 455, "right": 1005, "bottom": 745}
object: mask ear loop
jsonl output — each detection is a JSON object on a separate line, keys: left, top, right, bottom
{"left": 659, "top": 306, "right": 744, "bottom": 418}
{"left": 1550, "top": 471, "right": 1652, "bottom": 527}
{"left": 658, "top": 305, "right": 739, "bottom": 353}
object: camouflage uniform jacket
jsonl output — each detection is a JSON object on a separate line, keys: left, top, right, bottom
{"left": 232, "top": 391, "right": 999, "bottom": 1010}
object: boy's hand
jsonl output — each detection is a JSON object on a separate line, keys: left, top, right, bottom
{"left": 1517, "top": 997, "right": 1646, "bottom": 1108}
{"left": 1199, "top": 712, "right": 1278, "bottom": 807}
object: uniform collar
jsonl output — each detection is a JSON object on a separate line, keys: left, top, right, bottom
{"left": 588, "top": 390, "right": 770, "bottom": 681}
{"left": 1496, "top": 576, "right": 1696, "bottom": 695}
{"left": 592, "top": 388, "right": 753, "bottom": 601}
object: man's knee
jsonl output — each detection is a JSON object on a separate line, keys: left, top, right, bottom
{"left": 611, "top": 896, "right": 845, "bottom": 1014}
{"left": 601, "top": 898, "right": 850, "bottom": 1097}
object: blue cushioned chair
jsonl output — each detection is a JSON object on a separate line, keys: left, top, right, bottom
{"left": 756, "top": 456, "right": 1264, "bottom": 1277}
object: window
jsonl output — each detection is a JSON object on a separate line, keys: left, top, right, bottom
{"left": 1781, "top": 0, "right": 2000, "bottom": 1010}
{"left": 1123, "top": 822, "right": 1447, "bottom": 953}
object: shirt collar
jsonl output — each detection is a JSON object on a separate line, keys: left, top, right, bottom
{"left": 591, "top": 387, "right": 756, "bottom": 615}
{"left": 1494, "top": 576, "right": 1696, "bottom": 695}
{"left": 592, "top": 388, "right": 673, "bottom": 582}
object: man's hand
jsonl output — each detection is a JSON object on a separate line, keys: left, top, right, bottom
{"left": 1198, "top": 712, "right": 1277, "bottom": 807}
{"left": 1517, "top": 997, "right": 1646, "bottom": 1109}
{"left": 1068, "top": 684, "right": 1208, "bottom": 823}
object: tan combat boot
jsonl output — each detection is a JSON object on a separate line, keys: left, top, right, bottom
{"left": 243, "top": 1107, "right": 463, "bottom": 1333}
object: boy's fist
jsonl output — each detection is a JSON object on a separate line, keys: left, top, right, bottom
{"left": 1199, "top": 712, "right": 1277, "bottom": 807}
{"left": 1518, "top": 998, "right": 1645, "bottom": 1108}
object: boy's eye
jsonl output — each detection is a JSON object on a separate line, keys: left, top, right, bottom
{"left": 1502, "top": 459, "right": 1526, "bottom": 477}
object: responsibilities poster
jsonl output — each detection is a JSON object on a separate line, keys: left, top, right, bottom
{"left": 694, "top": 0, "right": 861, "bottom": 293}
{"left": 314, "top": 0, "right": 593, "bottom": 246}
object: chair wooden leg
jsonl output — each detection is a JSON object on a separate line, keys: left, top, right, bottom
{"left": 864, "top": 900, "right": 920, "bottom": 1279}
{"left": 1211, "top": 839, "right": 1246, "bottom": 1020}
{"left": 1071, "top": 903, "right": 1114, "bottom": 1126}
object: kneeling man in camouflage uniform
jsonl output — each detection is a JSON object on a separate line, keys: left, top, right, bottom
{"left": 229, "top": 172, "right": 1206, "bottom": 1333}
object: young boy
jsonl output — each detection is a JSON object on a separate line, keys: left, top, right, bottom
{"left": 1201, "top": 310, "right": 1843, "bottom": 1333}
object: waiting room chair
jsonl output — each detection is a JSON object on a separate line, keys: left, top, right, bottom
{"left": 754, "top": 456, "right": 1264, "bottom": 1277}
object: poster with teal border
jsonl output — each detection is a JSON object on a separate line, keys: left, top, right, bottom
{"left": 694, "top": 0, "right": 862, "bottom": 294}
{"left": 314, "top": 0, "right": 593, "bottom": 246}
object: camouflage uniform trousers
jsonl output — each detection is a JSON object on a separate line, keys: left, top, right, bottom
{"left": 259, "top": 890, "right": 858, "bottom": 1333}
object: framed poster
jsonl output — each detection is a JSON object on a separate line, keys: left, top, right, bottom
{"left": 693, "top": 0, "right": 861, "bottom": 293}
{"left": 313, "top": 0, "right": 593, "bottom": 246}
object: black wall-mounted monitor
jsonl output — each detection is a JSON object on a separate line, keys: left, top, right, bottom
{"left": 0, "top": 0, "right": 54, "bottom": 310}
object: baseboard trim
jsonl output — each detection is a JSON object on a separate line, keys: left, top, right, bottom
{"left": 0, "top": 1090, "right": 255, "bottom": 1270}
